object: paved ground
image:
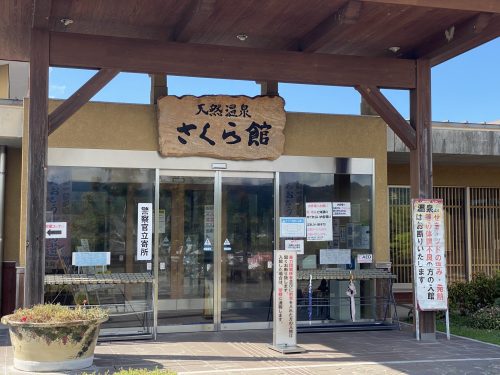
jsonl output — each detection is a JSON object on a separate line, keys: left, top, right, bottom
{"left": 1, "top": 326, "right": 499, "bottom": 374}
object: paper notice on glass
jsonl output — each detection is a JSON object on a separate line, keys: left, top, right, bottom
{"left": 332, "top": 202, "right": 351, "bottom": 217}
{"left": 280, "top": 217, "right": 306, "bottom": 238}
{"left": 306, "top": 202, "right": 332, "bottom": 241}
{"left": 137, "top": 203, "right": 153, "bottom": 260}
{"left": 320, "top": 249, "right": 351, "bottom": 265}
{"left": 285, "top": 239, "right": 304, "bottom": 254}
{"left": 158, "top": 209, "right": 166, "bottom": 233}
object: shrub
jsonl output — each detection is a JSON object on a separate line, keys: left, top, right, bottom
{"left": 8, "top": 303, "right": 108, "bottom": 324}
{"left": 470, "top": 306, "right": 500, "bottom": 331}
{"left": 448, "top": 273, "right": 499, "bottom": 315}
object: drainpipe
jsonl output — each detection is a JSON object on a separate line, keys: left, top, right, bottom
{"left": 0, "top": 146, "right": 5, "bottom": 310}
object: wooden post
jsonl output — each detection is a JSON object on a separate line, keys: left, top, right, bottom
{"left": 260, "top": 81, "right": 279, "bottom": 96}
{"left": 25, "top": 28, "right": 49, "bottom": 307}
{"left": 150, "top": 74, "right": 167, "bottom": 104}
{"left": 410, "top": 59, "right": 435, "bottom": 340}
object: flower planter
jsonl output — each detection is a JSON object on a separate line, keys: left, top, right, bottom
{"left": 1, "top": 315, "right": 108, "bottom": 372}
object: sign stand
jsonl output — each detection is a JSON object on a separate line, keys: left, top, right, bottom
{"left": 412, "top": 199, "right": 451, "bottom": 341}
{"left": 268, "top": 250, "right": 306, "bottom": 354}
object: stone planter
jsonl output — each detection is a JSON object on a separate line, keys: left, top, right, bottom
{"left": 1, "top": 315, "right": 108, "bottom": 372}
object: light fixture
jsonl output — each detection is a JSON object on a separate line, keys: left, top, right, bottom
{"left": 60, "top": 18, "right": 74, "bottom": 26}
{"left": 236, "top": 33, "right": 248, "bottom": 42}
{"left": 388, "top": 46, "right": 400, "bottom": 53}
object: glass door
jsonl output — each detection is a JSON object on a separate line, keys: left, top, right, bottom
{"left": 220, "top": 172, "right": 275, "bottom": 329}
{"left": 157, "top": 172, "right": 215, "bottom": 331}
{"left": 156, "top": 170, "right": 275, "bottom": 332}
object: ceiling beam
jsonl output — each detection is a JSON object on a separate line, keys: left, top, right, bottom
{"left": 173, "top": 0, "right": 216, "bottom": 42}
{"left": 32, "top": 0, "right": 52, "bottom": 29}
{"left": 300, "top": 1, "right": 362, "bottom": 52}
{"left": 411, "top": 13, "right": 500, "bottom": 66}
{"left": 49, "top": 32, "right": 416, "bottom": 89}
{"left": 48, "top": 68, "right": 120, "bottom": 134}
{"left": 360, "top": 0, "right": 500, "bottom": 13}
{"left": 356, "top": 85, "right": 416, "bottom": 149}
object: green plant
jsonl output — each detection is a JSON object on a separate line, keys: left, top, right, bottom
{"left": 470, "top": 306, "right": 500, "bottom": 331}
{"left": 448, "top": 273, "right": 499, "bottom": 315}
{"left": 8, "top": 303, "right": 108, "bottom": 324}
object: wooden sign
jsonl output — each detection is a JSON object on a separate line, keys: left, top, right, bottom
{"left": 157, "top": 95, "right": 286, "bottom": 160}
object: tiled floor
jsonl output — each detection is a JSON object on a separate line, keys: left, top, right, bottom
{"left": 1, "top": 326, "right": 499, "bottom": 374}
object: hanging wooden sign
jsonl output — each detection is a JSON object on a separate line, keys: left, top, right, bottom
{"left": 157, "top": 95, "right": 286, "bottom": 160}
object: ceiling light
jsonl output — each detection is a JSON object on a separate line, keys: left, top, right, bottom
{"left": 388, "top": 46, "right": 400, "bottom": 53}
{"left": 236, "top": 33, "right": 248, "bottom": 41}
{"left": 60, "top": 18, "right": 74, "bottom": 26}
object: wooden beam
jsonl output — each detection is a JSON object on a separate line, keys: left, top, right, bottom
{"left": 173, "top": 0, "right": 216, "bottom": 42}
{"left": 360, "top": 0, "right": 500, "bottom": 13}
{"left": 49, "top": 32, "right": 417, "bottom": 89}
{"left": 410, "top": 59, "right": 435, "bottom": 341}
{"left": 48, "top": 68, "right": 119, "bottom": 134}
{"left": 25, "top": 27, "right": 49, "bottom": 307}
{"left": 411, "top": 13, "right": 500, "bottom": 66}
{"left": 356, "top": 85, "right": 416, "bottom": 149}
{"left": 32, "top": 0, "right": 52, "bottom": 29}
{"left": 300, "top": 1, "right": 362, "bottom": 52}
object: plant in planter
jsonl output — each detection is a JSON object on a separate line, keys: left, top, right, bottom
{"left": 1, "top": 303, "right": 108, "bottom": 372}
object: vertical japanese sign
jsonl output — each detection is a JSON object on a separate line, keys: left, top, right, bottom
{"left": 273, "top": 250, "right": 297, "bottom": 348}
{"left": 412, "top": 199, "right": 448, "bottom": 310}
{"left": 306, "top": 202, "right": 333, "bottom": 241}
{"left": 157, "top": 95, "right": 286, "bottom": 160}
{"left": 137, "top": 203, "right": 153, "bottom": 261}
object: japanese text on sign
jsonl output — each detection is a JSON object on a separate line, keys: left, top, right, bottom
{"left": 137, "top": 203, "right": 153, "bottom": 261}
{"left": 412, "top": 199, "right": 448, "bottom": 310}
{"left": 157, "top": 95, "right": 286, "bottom": 160}
{"left": 273, "top": 250, "right": 297, "bottom": 347}
{"left": 306, "top": 202, "right": 333, "bottom": 241}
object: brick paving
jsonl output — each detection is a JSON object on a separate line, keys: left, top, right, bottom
{"left": 1, "top": 326, "right": 499, "bottom": 374}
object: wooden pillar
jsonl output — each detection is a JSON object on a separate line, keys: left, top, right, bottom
{"left": 25, "top": 28, "right": 49, "bottom": 307}
{"left": 150, "top": 74, "right": 167, "bottom": 104}
{"left": 259, "top": 81, "right": 279, "bottom": 96}
{"left": 410, "top": 59, "right": 435, "bottom": 340}
{"left": 360, "top": 97, "right": 378, "bottom": 116}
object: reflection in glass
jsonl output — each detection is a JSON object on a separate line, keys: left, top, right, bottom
{"left": 45, "top": 167, "right": 154, "bottom": 335}
{"left": 157, "top": 176, "right": 214, "bottom": 326}
{"left": 221, "top": 177, "right": 274, "bottom": 323}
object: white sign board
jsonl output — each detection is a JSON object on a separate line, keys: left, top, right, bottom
{"left": 72, "top": 252, "right": 110, "bottom": 267}
{"left": 46, "top": 222, "right": 67, "bottom": 239}
{"left": 332, "top": 202, "right": 351, "bottom": 217}
{"left": 285, "top": 240, "right": 304, "bottom": 254}
{"left": 412, "top": 199, "right": 448, "bottom": 311}
{"left": 280, "top": 217, "right": 306, "bottom": 238}
{"left": 158, "top": 209, "right": 166, "bottom": 234}
{"left": 306, "top": 202, "right": 332, "bottom": 241}
{"left": 357, "top": 254, "right": 373, "bottom": 264}
{"left": 273, "top": 250, "right": 298, "bottom": 348}
{"left": 320, "top": 249, "right": 351, "bottom": 264}
{"left": 137, "top": 203, "right": 153, "bottom": 260}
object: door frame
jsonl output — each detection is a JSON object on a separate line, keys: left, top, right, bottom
{"left": 155, "top": 169, "right": 276, "bottom": 333}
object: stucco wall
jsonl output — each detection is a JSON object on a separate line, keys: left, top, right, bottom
{"left": 4, "top": 147, "right": 21, "bottom": 262}
{"left": 0, "top": 65, "right": 9, "bottom": 99}
{"left": 389, "top": 163, "right": 500, "bottom": 187}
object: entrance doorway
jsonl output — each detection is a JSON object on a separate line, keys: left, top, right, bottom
{"left": 156, "top": 171, "right": 274, "bottom": 332}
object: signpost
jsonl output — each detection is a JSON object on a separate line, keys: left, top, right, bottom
{"left": 412, "top": 199, "right": 450, "bottom": 340}
{"left": 269, "top": 250, "right": 305, "bottom": 354}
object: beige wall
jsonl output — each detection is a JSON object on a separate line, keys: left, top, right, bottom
{"left": 0, "top": 65, "right": 9, "bottom": 99}
{"left": 389, "top": 163, "right": 500, "bottom": 187}
{"left": 4, "top": 147, "right": 21, "bottom": 262}
{"left": 47, "top": 101, "right": 389, "bottom": 262}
